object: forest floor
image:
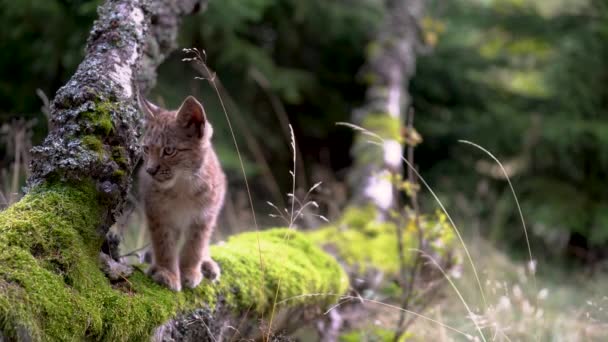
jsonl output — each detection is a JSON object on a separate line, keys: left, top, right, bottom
{"left": 290, "top": 236, "right": 608, "bottom": 341}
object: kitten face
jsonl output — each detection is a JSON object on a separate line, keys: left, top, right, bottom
{"left": 138, "top": 96, "right": 210, "bottom": 185}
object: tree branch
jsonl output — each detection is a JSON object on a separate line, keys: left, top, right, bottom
{"left": 28, "top": 0, "right": 204, "bottom": 236}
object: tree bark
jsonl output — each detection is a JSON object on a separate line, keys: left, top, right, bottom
{"left": 28, "top": 0, "right": 204, "bottom": 237}
{"left": 348, "top": 0, "right": 426, "bottom": 215}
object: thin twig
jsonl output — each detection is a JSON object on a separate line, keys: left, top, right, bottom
{"left": 120, "top": 243, "right": 151, "bottom": 259}
{"left": 394, "top": 108, "right": 424, "bottom": 342}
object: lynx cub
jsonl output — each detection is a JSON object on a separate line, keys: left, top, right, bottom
{"left": 138, "top": 94, "right": 226, "bottom": 291}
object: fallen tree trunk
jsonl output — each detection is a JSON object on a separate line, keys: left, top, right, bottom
{"left": 0, "top": 182, "right": 349, "bottom": 340}
{"left": 0, "top": 183, "right": 453, "bottom": 341}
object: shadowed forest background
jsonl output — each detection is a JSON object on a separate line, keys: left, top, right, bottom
{"left": 1, "top": 0, "right": 608, "bottom": 340}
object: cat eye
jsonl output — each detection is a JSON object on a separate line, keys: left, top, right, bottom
{"left": 143, "top": 145, "right": 149, "bottom": 154}
{"left": 163, "top": 146, "right": 176, "bottom": 156}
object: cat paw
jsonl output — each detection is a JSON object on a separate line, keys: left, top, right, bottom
{"left": 147, "top": 265, "right": 181, "bottom": 291}
{"left": 181, "top": 268, "right": 203, "bottom": 289}
{"left": 102, "top": 229, "right": 122, "bottom": 261}
{"left": 201, "top": 259, "right": 221, "bottom": 282}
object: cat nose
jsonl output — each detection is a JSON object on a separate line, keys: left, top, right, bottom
{"left": 146, "top": 165, "right": 160, "bottom": 176}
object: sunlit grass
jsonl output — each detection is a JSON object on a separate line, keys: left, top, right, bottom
{"left": 408, "top": 237, "right": 608, "bottom": 341}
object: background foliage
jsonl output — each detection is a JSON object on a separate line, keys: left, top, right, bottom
{"left": 3, "top": 0, "right": 606, "bottom": 255}
{"left": 413, "top": 0, "right": 608, "bottom": 254}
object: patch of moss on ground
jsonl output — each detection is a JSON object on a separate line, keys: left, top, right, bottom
{"left": 0, "top": 184, "right": 348, "bottom": 341}
{"left": 308, "top": 205, "right": 456, "bottom": 274}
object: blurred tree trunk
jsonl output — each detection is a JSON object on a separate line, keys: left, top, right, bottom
{"left": 324, "top": 1, "right": 432, "bottom": 341}
{"left": 348, "top": 0, "right": 426, "bottom": 216}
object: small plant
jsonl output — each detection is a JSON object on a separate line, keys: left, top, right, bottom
{"left": 266, "top": 125, "right": 328, "bottom": 229}
{"left": 0, "top": 118, "right": 36, "bottom": 209}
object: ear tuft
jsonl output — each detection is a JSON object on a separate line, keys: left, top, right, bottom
{"left": 176, "top": 96, "right": 206, "bottom": 138}
{"left": 137, "top": 91, "right": 160, "bottom": 120}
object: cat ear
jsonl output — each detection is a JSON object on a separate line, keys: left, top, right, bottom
{"left": 136, "top": 91, "right": 160, "bottom": 121}
{"left": 176, "top": 96, "right": 206, "bottom": 139}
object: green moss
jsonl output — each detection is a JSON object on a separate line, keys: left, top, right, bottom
{"left": 111, "top": 146, "right": 128, "bottom": 167}
{"left": 221, "top": 229, "right": 347, "bottom": 310}
{"left": 0, "top": 181, "right": 106, "bottom": 341}
{"left": 340, "top": 328, "right": 412, "bottom": 341}
{"left": 361, "top": 113, "right": 401, "bottom": 141}
{"left": 112, "top": 169, "right": 126, "bottom": 180}
{"left": 0, "top": 184, "right": 348, "bottom": 341}
{"left": 81, "top": 135, "right": 104, "bottom": 154}
{"left": 94, "top": 102, "right": 116, "bottom": 136}
{"left": 309, "top": 206, "right": 403, "bottom": 273}
{"left": 366, "top": 41, "right": 382, "bottom": 60}
{"left": 350, "top": 113, "right": 403, "bottom": 168}
{"left": 308, "top": 205, "right": 456, "bottom": 274}
{"left": 81, "top": 101, "right": 116, "bottom": 137}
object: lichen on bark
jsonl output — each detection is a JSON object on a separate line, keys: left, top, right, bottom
{"left": 28, "top": 0, "right": 203, "bottom": 237}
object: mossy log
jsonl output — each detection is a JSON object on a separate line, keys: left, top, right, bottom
{"left": 0, "top": 182, "right": 350, "bottom": 341}
{"left": 0, "top": 183, "right": 455, "bottom": 341}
